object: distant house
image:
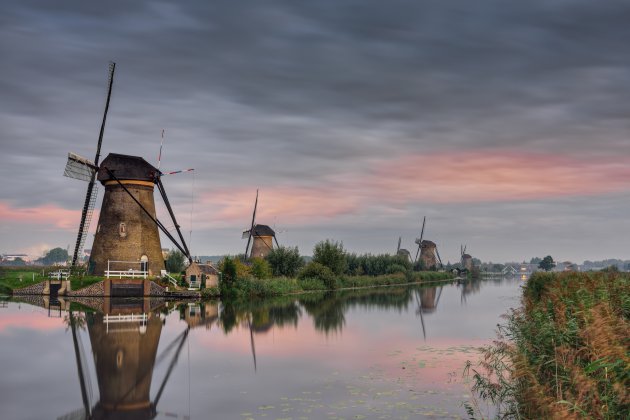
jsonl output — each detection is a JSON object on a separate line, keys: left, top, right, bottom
{"left": 556, "top": 261, "right": 578, "bottom": 272}
{"left": 185, "top": 262, "right": 220, "bottom": 288}
{"left": 519, "top": 263, "right": 539, "bottom": 273}
{"left": 1, "top": 254, "right": 31, "bottom": 263}
{"left": 502, "top": 265, "right": 518, "bottom": 276}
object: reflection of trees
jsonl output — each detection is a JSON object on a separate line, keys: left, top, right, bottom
{"left": 218, "top": 298, "right": 301, "bottom": 334}
{"left": 300, "top": 293, "right": 346, "bottom": 335}
{"left": 459, "top": 278, "right": 482, "bottom": 302}
{"left": 299, "top": 287, "right": 414, "bottom": 335}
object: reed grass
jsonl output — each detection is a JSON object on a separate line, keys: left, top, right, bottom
{"left": 464, "top": 271, "right": 630, "bottom": 419}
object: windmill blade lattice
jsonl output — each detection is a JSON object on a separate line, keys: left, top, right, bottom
{"left": 64, "top": 153, "right": 97, "bottom": 182}
{"left": 68, "top": 62, "right": 116, "bottom": 268}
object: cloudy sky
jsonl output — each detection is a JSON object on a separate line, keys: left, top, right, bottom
{"left": 1, "top": 0, "right": 629, "bottom": 263}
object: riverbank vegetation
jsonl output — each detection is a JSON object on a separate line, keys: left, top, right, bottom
{"left": 465, "top": 271, "right": 629, "bottom": 419}
{"left": 0, "top": 267, "right": 45, "bottom": 294}
{"left": 216, "top": 240, "right": 453, "bottom": 299}
{"left": 0, "top": 266, "right": 105, "bottom": 294}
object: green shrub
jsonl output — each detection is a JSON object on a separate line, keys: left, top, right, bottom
{"left": 201, "top": 286, "right": 220, "bottom": 298}
{"left": 298, "top": 262, "right": 338, "bottom": 290}
{"left": 298, "top": 278, "right": 326, "bottom": 291}
{"left": 266, "top": 246, "right": 305, "bottom": 277}
{"left": 346, "top": 253, "right": 412, "bottom": 276}
{"left": 386, "top": 263, "right": 408, "bottom": 274}
{"left": 165, "top": 249, "right": 186, "bottom": 273}
{"left": 250, "top": 258, "right": 272, "bottom": 279}
{"left": 313, "top": 240, "right": 347, "bottom": 275}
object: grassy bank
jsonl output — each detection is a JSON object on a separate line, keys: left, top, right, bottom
{"left": 215, "top": 271, "right": 453, "bottom": 299}
{"left": 465, "top": 272, "right": 629, "bottom": 419}
{"left": 0, "top": 267, "right": 111, "bottom": 294}
{"left": 0, "top": 267, "right": 46, "bottom": 294}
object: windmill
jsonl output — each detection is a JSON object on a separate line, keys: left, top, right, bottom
{"left": 460, "top": 245, "right": 473, "bottom": 272}
{"left": 63, "top": 63, "right": 192, "bottom": 276}
{"left": 242, "top": 190, "right": 278, "bottom": 259}
{"left": 413, "top": 217, "right": 443, "bottom": 269}
{"left": 395, "top": 237, "right": 412, "bottom": 262}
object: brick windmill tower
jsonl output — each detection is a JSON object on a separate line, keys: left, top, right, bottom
{"left": 413, "top": 216, "right": 443, "bottom": 270}
{"left": 242, "top": 190, "right": 279, "bottom": 259}
{"left": 63, "top": 63, "right": 192, "bottom": 279}
{"left": 88, "top": 153, "right": 167, "bottom": 276}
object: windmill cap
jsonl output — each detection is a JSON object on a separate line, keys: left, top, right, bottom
{"left": 98, "top": 153, "right": 159, "bottom": 184}
{"left": 247, "top": 224, "right": 276, "bottom": 237}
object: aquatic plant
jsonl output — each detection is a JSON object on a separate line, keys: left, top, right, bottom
{"left": 464, "top": 272, "right": 630, "bottom": 419}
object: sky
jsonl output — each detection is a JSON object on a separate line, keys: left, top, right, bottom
{"left": 1, "top": 0, "right": 630, "bottom": 264}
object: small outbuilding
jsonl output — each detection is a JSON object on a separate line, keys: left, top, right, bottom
{"left": 185, "top": 261, "right": 220, "bottom": 288}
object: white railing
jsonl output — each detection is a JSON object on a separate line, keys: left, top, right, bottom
{"left": 105, "top": 270, "right": 147, "bottom": 279}
{"left": 106, "top": 260, "right": 147, "bottom": 279}
{"left": 48, "top": 270, "right": 70, "bottom": 280}
{"left": 161, "top": 270, "right": 178, "bottom": 287}
{"left": 104, "top": 313, "right": 148, "bottom": 334}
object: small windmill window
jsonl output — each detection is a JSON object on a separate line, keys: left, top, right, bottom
{"left": 119, "top": 222, "right": 127, "bottom": 237}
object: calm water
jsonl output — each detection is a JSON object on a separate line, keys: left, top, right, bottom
{"left": 0, "top": 278, "right": 522, "bottom": 420}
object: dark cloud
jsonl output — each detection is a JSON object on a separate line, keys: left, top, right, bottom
{"left": 1, "top": 0, "right": 629, "bottom": 261}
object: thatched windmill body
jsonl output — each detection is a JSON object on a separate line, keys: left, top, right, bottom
{"left": 242, "top": 190, "right": 279, "bottom": 259}
{"left": 413, "top": 217, "right": 443, "bottom": 269}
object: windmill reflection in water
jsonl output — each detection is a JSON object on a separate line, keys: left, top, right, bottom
{"left": 61, "top": 301, "right": 193, "bottom": 420}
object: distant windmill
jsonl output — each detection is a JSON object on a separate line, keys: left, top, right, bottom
{"left": 395, "top": 236, "right": 412, "bottom": 262}
{"left": 63, "top": 63, "right": 192, "bottom": 276}
{"left": 460, "top": 245, "right": 473, "bottom": 272}
{"left": 413, "top": 217, "right": 443, "bottom": 269}
{"left": 242, "top": 190, "right": 278, "bottom": 259}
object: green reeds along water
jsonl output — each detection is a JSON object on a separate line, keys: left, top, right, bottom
{"left": 465, "top": 271, "right": 630, "bottom": 419}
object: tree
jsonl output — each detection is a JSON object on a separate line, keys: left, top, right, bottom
{"left": 251, "top": 257, "right": 272, "bottom": 279}
{"left": 313, "top": 240, "right": 347, "bottom": 275}
{"left": 266, "top": 246, "right": 304, "bottom": 277}
{"left": 165, "top": 250, "right": 185, "bottom": 273}
{"left": 298, "top": 262, "right": 337, "bottom": 290}
{"left": 530, "top": 257, "right": 542, "bottom": 264}
{"left": 538, "top": 255, "right": 555, "bottom": 272}
{"left": 41, "top": 247, "right": 69, "bottom": 265}
{"left": 6, "top": 257, "right": 26, "bottom": 266}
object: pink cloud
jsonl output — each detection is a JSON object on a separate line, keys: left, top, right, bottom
{"left": 0, "top": 312, "right": 63, "bottom": 332}
{"left": 198, "top": 186, "right": 361, "bottom": 225}
{"left": 369, "top": 151, "right": 630, "bottom": 203}
{"left": 180, "top": 150, "right": 630, "bottom": 226}
{"left": 0, "top": 202, "right": 81, "bottom": 229}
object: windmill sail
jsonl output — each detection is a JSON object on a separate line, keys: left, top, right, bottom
{"left": 414, "top": 216, "right": 426, "bottom": 262}
{"left": 244, "top": 190, "right": 258, "bottom": 256}
{"left": 63, "top": 153, "right": 97, "bottom": 182}
{"left": 70, "top": 62, "right": 116, "bottom": 268}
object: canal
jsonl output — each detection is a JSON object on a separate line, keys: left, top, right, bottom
{"left": 0, "top": 277, "right": 522, "bottom": 419}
